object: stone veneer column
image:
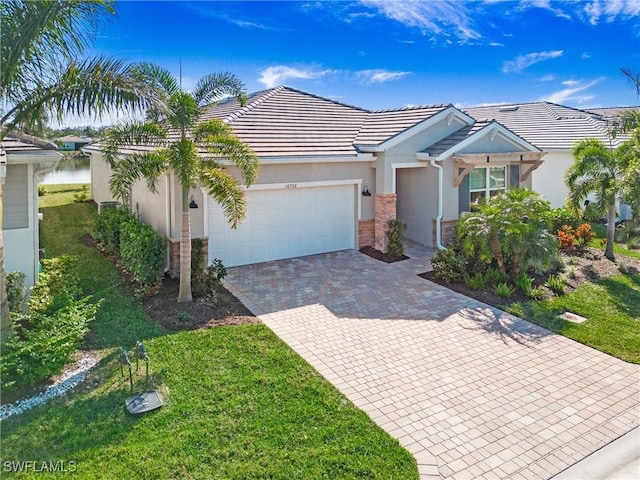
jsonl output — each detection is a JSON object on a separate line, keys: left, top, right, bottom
{"left": 374, "top": 193, "right": 397, "bottom": 252}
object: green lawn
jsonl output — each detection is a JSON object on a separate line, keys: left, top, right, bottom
{"left": 507, "top": 273, "right": 640, "bottom": 364}
{"left": 589, "top": 223, "right": 640, "bottom": 260}
{"left": 1, "top": 185, "right": 417, "bottom": 479}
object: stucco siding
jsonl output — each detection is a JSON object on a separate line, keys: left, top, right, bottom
{"left": 396, "top": 167, "right": 437, "bottom": 246}
{"left": 89, "top": 153, "right": 117, "bottom": 204}
{"left": 530, "top": 151, "right": 573, "bottom": 208}
{"left": 5, "top": 229, "right": 36, "bottom": 288}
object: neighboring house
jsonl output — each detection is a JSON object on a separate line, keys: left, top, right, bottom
{"left": 465, "top": 102, "right": 633, "bottom": 219}
{"left": 1, "top": 136, "right": 62, "bottom": 288}
{"left": 57, "top": 135, "right": 92, "bottom": 151}
{"left": 87, "top": 86, "right": 543, "bottom": 273}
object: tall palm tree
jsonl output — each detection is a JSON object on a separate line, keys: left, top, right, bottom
{"left": 566, "top": 138, "right": 635, "bottom": 261}
{"left": 0, "top": 0, "right": 160, "bottom": 340}
{"left": 103, "top": 66, "right": 259, "bottom": 303}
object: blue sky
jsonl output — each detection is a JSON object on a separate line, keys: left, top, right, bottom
{"left": 89, "top": 0, "right": 639, "bottom": 115}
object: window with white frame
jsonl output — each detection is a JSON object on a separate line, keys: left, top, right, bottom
{"left": 469, "top": 166, "right": 507, "bottom": 205}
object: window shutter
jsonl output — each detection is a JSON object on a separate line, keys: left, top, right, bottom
{"left": 458, "top": 168, "right": 470, "bottom": 214}
{"left": 510, "top": 165, "right": 520, "bottom": 188}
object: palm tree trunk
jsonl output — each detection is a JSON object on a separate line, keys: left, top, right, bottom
{"left": 0, "top": 179, "right": 12, "bottom": 342}
{"left": 605, "top": 201, "right": 616, "bottom": 261}
{"left": 177, "top": 186, "right": 192, "bottom": 303}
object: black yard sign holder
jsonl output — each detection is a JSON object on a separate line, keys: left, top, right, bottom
{"left": 120, "top": 341, "right": 163, "bottom": 414}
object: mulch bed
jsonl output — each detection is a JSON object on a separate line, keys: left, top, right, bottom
{"left": 420, "top": 246, "right": 640, "bottom": 307}
{"left": 359, "top": 246, "right": 408, "bottom": 263}
{"left": 82, "top": 234, "right": 259, "bottom": 331}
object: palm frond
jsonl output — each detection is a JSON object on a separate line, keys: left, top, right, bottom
{"left": 621, "top": 67, "right": 640, "bottom": 97}
{"left": 108, "top": 151, "right": 169, "bottom": 202}
{"left": 192, "top": 72, "right": 246, "bottom": 108}
{"left": 198, "top": 166, "right": 247, "bottom": 228}
{"left": 102, "top": 121, "right": 168, "bottom": 167}
{"left": 167, "top": 138, "right": 200, "bottom": 187}
{"left": 3, "top": 56, "right": 158, "bottom": 132}
{"left": 195, "top": 119, "right": 259, "bottom": 185}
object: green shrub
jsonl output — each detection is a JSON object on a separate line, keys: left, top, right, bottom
{"left": 431, "top": 247, "right": 466, "bottom": 284}
{"left": 615, "top": 221, "right": 640, "bottom": 245}
{"left": 73, "top": 184, "right": 89, "bottom": 202}
{"left": 6, "top": 271, "right": 26, "bottom": 314}
{"left": 528, "top": 285, "right": 546, "bottom": 300}
{"left": 1, "top": 300, "right": 99, "bottom": 393}
{"left": 583, "top": 203, "right": 606, "bottom": 223}
{"left": 464, "top": 272, "right": 486, "bottom": 290}
{"left": 548, "top": 207, "right": 580, "bottom": 233}
{"left": 386, "top": 219, "right": 405, "bottom": 257}
{"left": 198, "top": 259, "right": 228, "bottom": 297}
{"left": 37, "top": 184, "right": 48, "bottom": 196}
{"left": 120, "top": 221, "right": 167, "bottom": 287}
{"left": 29, "top": 256, "right": 81, "bottom": 315}
{"left": 485, "top": 266, "right": 508, "bottom": 285}
{"left": 93, "top": 206, "right": 134, "bottom": 252}
{"left": 546, "top": 274, "right": 567, "bottom": 296}
{"left": 492, "top": 282, "right": 515, "bottom": 298}
{"left": 565, "top": 265, "right": 577, "bottom": 279}
{"left": 515, "top": 273, "right": 533, "bottom": 296}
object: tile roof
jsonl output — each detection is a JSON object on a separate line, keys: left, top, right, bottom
{"left": 464, "top": 102, "right": 620, "bottom": 150}
{"left": 422, "top": 120, "right": 494, "bottom": 156}
{"left": 354, "top": 105, "right": 450, "bottom": 146}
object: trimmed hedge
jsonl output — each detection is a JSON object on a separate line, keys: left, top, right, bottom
{"left": 120, "top": 220, "right": 167, "bottom": 287}
{"left": 93, "top": 206, "right": 134, "bottom": 252}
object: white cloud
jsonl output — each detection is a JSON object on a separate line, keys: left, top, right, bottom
{"left": 355, "top": 69, "right": 410, "bottom": 84}
{"left": 541, "top": 78, "right": 603, "bottom": 104}
{"left": 489, "top": 41, "right": 505, "bottom": 47}
{"left": 502, "top": 50, "right": 563, "bottom": 73}
{"left": 583, "top": 0, "right": 640, "bottom": 25}
{"left": 582, "top": 52, "right": 592, "bottom": 59}
{"left": 359, "top": 0, "right": 482, "bottom": 43}
{"left": 537, "top": 74, "right": 556, "bottom": 82}
{"left": 258, "top": 65, "right": 334, "bottom": 88}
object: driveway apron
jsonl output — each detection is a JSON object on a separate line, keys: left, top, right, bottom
{"left": 224, "top": 247, "right": 640, "bottom": 480}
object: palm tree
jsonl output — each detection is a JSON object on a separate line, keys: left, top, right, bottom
{"left": 103, "top": 66, "right": 259, "bottom": 303}
{"left": 0, "top": 0, "right": 160, "bottom": 340}
{"left": 566, "top": 138, "right": 636, "bottom": 261}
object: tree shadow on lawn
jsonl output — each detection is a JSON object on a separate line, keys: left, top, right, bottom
{"left": 599, "top": 274, "right": 640, "bottom": 319}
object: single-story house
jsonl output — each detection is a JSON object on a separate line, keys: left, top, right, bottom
{"left": 1, "top": 135, "right": 61, "bottom": 288}
{"left": 57, "top": 135, "right": 92, "bottom": 151}
{"left": 87, "top": 86, "right": 544, "bottom": 273}
{"left": 465, "top": 102, "right": 633, "bottom": 219}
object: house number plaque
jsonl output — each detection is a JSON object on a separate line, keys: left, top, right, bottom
{"left": 285, "top": 183, "right": 297, "bottom": 189}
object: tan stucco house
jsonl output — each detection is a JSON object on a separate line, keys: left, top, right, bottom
{"left": 87, "top": 86, "right": 544, "bottom": 273}
{"left": 1, "top": 136, "right": 61, "bottom": 288}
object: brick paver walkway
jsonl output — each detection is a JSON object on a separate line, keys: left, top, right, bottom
{"left": 224, "top": 246, "right": 639, "bottom": 479}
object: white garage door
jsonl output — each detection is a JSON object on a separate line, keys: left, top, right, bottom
{"left": 208, "top": 184, "right": 356, "bottom": 267}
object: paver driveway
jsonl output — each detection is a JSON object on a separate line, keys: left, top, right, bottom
{"left": 224, "top": 246, "right": 640, "bottom": 479}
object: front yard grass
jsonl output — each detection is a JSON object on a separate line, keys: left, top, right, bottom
{"left": 589, "top": 223, "right": 640, "bottom": 260}
{"left": 507, "top": 273, "right": 640, "bottom": 364}
{"left": 1, "top": 184, "right": 418, "bottom": 479}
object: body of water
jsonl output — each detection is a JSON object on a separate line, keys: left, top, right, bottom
{"left": 40, "top": 156, "right": 90, "bottom": 185}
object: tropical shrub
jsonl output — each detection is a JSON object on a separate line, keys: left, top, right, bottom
{"left": 93, "top": 206, "right": 134, "bottom": 252}
{"left": 548, "top": 207, "right": 580, "bottom": 233}
{"left": 73, "top": 184, "right": 89, "bottom": 202}
{"left": 492, "top": 282, "right": 515, "bottom": 298}
{"left": 457, "top": 188, "right": 557, "bottom": 280}
{"left": 120, "top": 220, "right": 167, "bottom": 287}
{"left": 515, "top": 273, "right": 534, "bottom": 296}
{"left": 386, "top": 219, "right": 405, "bottom": 257}
{"left": 546, "top": 274, "right": 567, "bottom": 296}
{"left": 484, "top": 266, "right": 508, "bottom": 285}
{"left": 431, "top": 247, "right": 466, "bottom": 283}
{"left": 29, "top": 256, "right": 82, "bottom": 315}
{"left": 464, "top": 272, "right": 486, "bottom": 290}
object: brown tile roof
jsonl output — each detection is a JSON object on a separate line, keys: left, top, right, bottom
{"left": 464, "top": 102, "right": 623, "bottom": 150}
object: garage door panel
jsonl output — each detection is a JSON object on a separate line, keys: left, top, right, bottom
{"left": 208, "top": 184, "right": 356, "bottom": 267}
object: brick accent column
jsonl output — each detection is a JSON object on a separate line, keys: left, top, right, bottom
{"left": 358, "top": 220, "right": 375, "bottom": 248}
{"left": 167, "top": 237, "right": 209, "bottom": 278}
{"left": 374, "top": 194, "right": 397, "bottom": 252}
{"left": 432, "top": 219, "right": 458, "bottom": 247}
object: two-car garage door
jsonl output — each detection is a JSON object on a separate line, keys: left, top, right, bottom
{"left": 207, "top": 183, "right": 356, "bottom": 267}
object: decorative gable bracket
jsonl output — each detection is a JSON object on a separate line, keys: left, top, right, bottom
{"left": 452, "top": 151, "right": 546, "bottom": 187}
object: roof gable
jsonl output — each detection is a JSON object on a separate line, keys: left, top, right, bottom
{"left": 422, "top": 120, "right": 541, "bottom": 159}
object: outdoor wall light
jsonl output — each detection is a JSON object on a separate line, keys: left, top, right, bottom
{"left": 189, "top": 195, "right": 198, "bottom": 209}
{"left": 362, "top": 185, "right": 372, "bottom": 197}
